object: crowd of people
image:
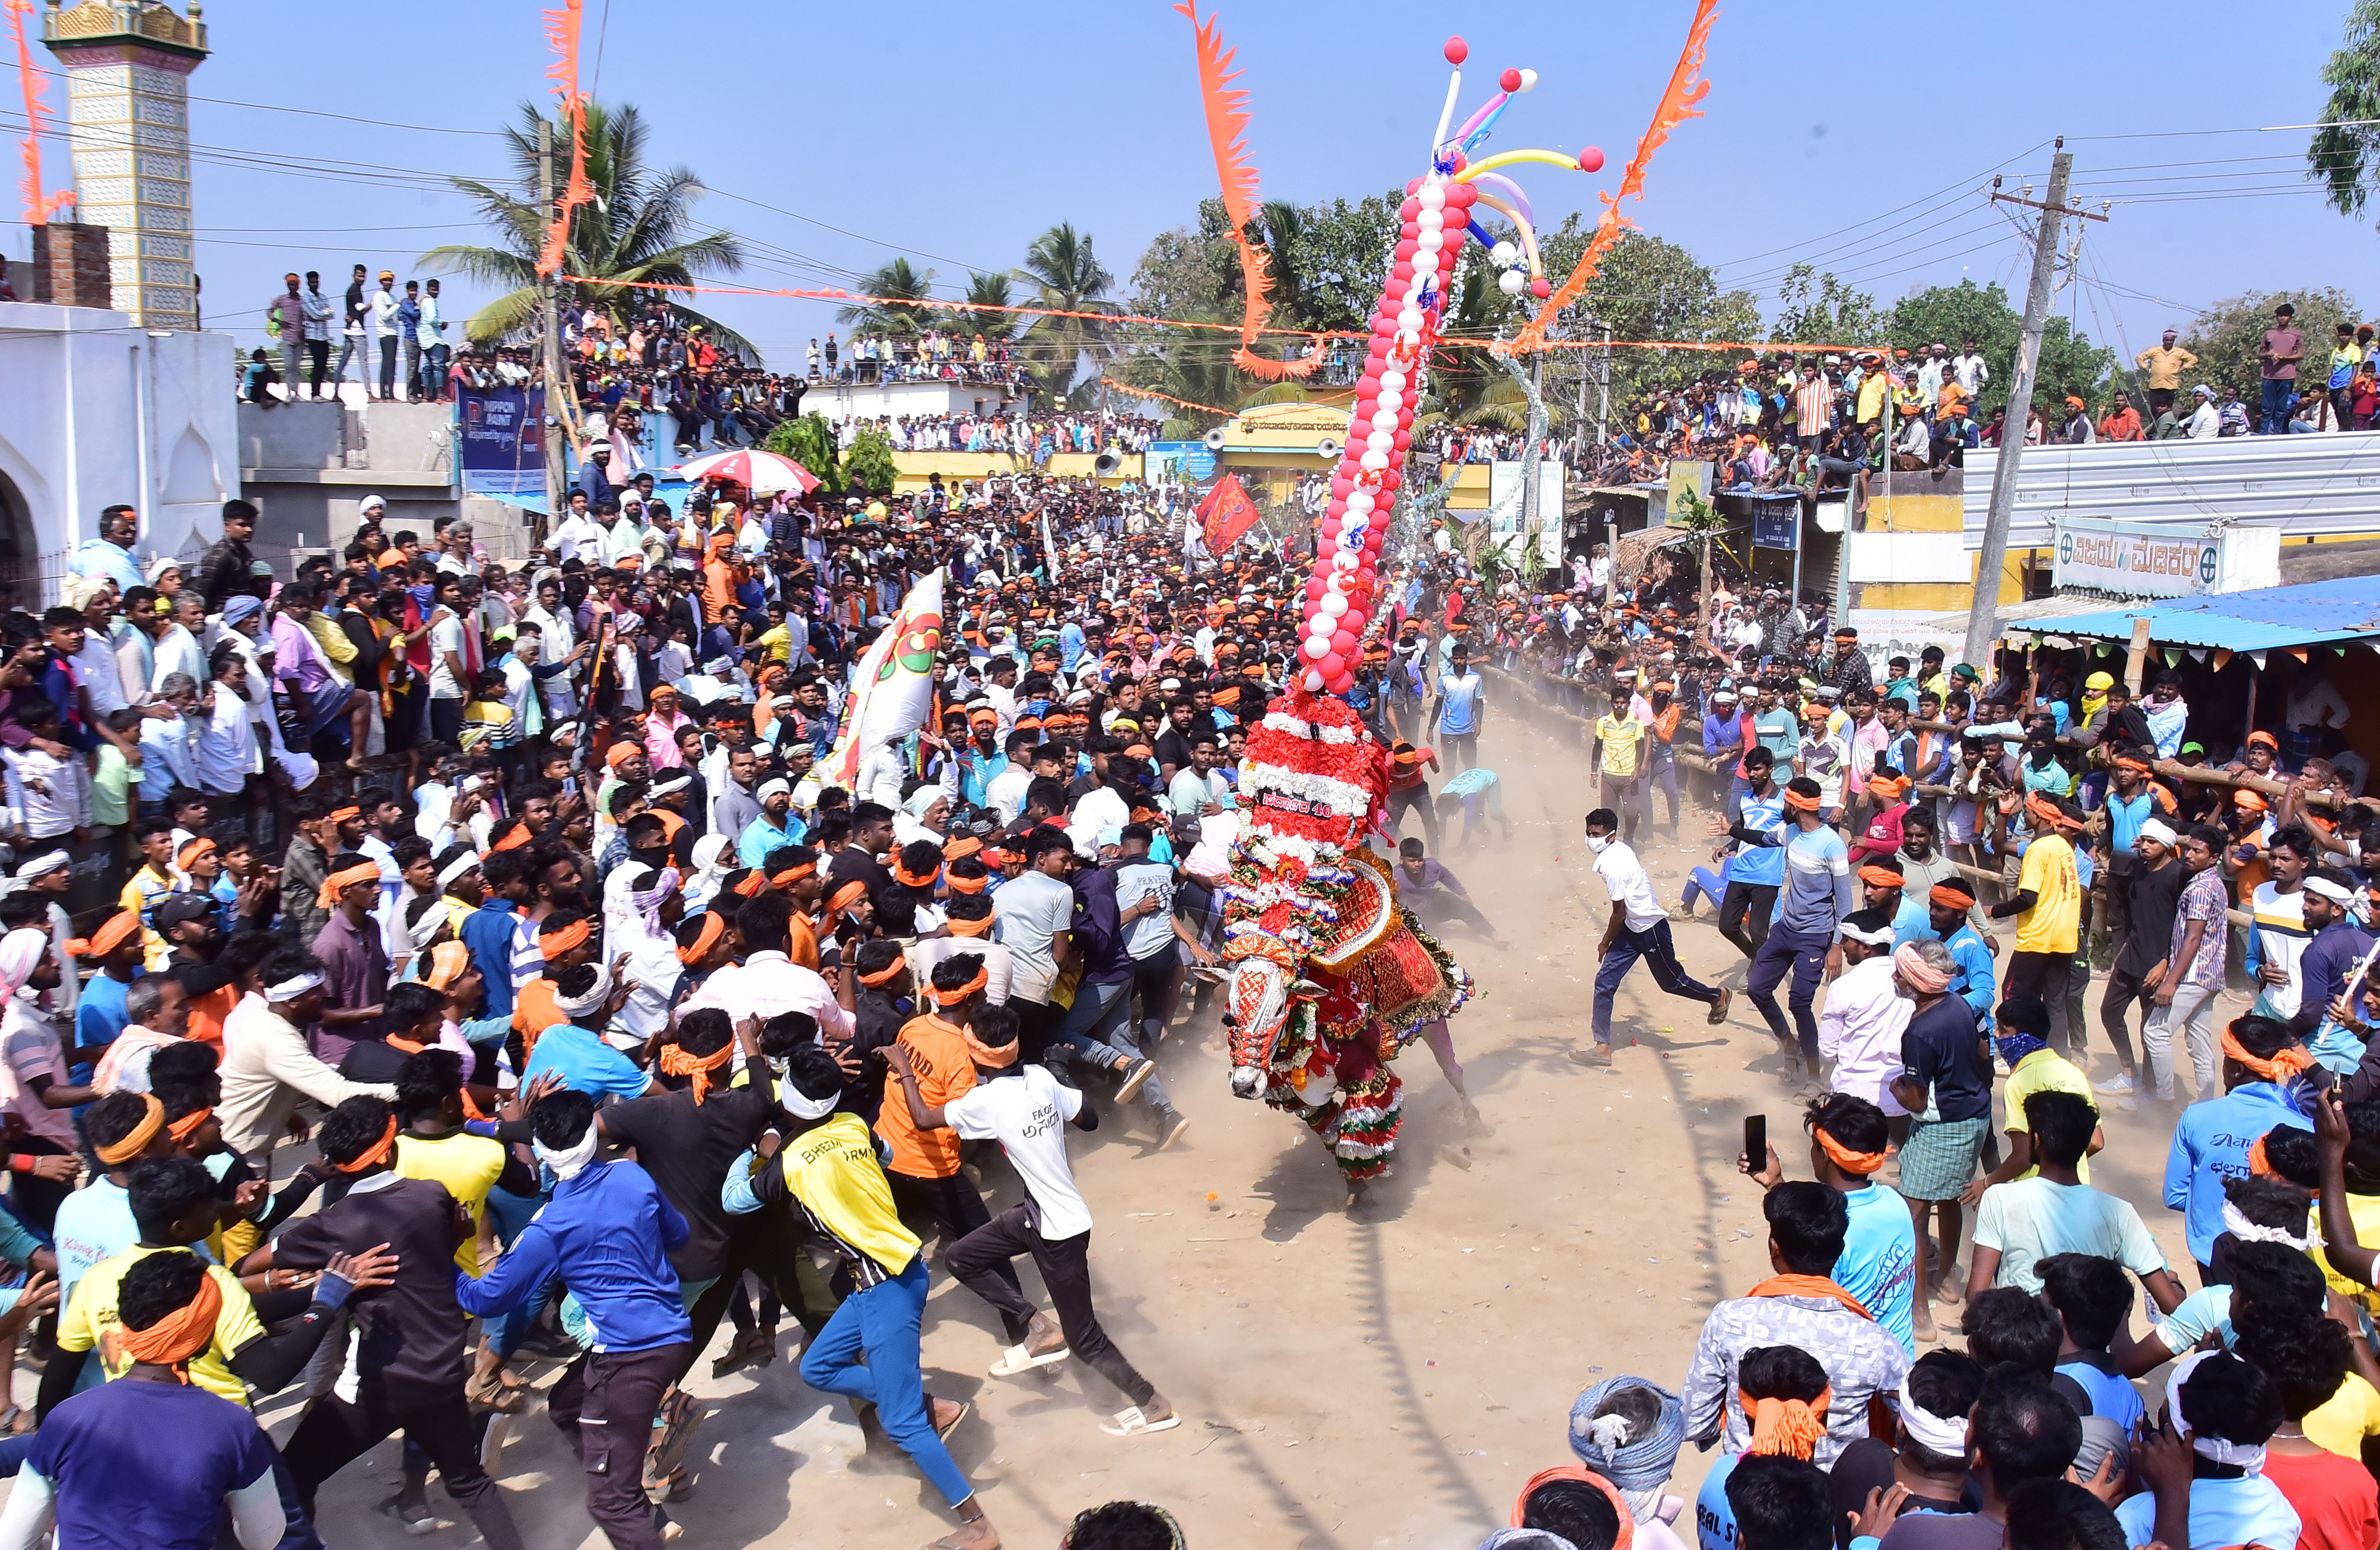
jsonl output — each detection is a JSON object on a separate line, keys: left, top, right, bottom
{"left": 8, "top": 388, "right": 2380, "bottom": 1550}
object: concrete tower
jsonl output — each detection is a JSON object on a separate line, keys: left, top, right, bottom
{"left": 40, "top": 0, "right": 207, "bottom": 329}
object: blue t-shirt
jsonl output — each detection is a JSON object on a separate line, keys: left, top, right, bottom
{"left": 1728, "top": 789, "right": 1787, "bottom": 888}
{"left": 74, "top": 974, "right": 134, "bottom": 1053}
{"left": 2163, "top": 1082, "right": 2309, "bottom": 1263}
{"left": 1437, "top": 672, "right": 1483, "bottom": 736}
{"left": 522, "top": 1023, "right": 652, "bottom": 1101}
{"left": 50, "top": 1177, "right": 137, "bottom": 1304}
{"left": 1695, "top": 1451, "right": 1740, "bottom": 1550}
{"left": 2056, "top": 1354, "right": 2145, "bottom": 1432}
{"left": 2114, "top": 1477, "right": 2299, "bottom": 1550}
{"left": 30, "top": 1374, "right": 278, "bottom": 1550}
{"left": 1836, "top": 1181, "right": 1919, "bottom": 1355}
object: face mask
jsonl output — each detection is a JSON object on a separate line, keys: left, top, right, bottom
{"left": 1584, "top": 834, "right": 1612, "bottom": 855}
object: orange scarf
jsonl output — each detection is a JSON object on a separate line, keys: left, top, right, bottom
{"left": 1746, "top": 1273, "right": 1873, "bottom": 1321}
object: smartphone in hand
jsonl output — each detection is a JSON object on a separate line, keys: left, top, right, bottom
{"left": 1744, "top": 1113, "right": 1766, "bottom": 1169}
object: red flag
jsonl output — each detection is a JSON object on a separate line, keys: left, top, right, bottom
{"left": 1198, "top": 473, "right": 1262, "bottom": 555}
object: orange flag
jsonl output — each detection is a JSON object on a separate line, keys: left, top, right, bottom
{"left": 1199, "top": 474, "right": 1262, "bottom": 555}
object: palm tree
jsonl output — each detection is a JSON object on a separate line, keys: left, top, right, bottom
{"left": 946, "top": 271, "right": 1015, "bottom": 344}
{"left": 421, "top": 100, "right": 748, "bottom": 354}
{"left": 1013, "top": 223, "right": 1121, "bottom": 397}
{"left": 838, "top": 257, "right": 935, "bottom": 339}
{"left": 1256, "top": 199, "right": 1310, "bottom": 326}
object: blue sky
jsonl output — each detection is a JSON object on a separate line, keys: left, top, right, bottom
{"left": 4, "top": 0, "right": 2369, "bottom": 372}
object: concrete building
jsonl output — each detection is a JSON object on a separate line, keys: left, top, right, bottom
{"left": 41, "top": 0, "right": 208, "bottom": 330}
{"left": 806, "top": 377, "right": 1018, "bottom": 424}
{"left": 237, "top": 399, "right": 533, "bottom": 568}
{"left": 0, "top": 298, "right": 237, "bottom": 598}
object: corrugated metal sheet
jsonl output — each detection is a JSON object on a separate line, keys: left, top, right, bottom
{"left": 1961, "top": 430, "right": 2380, "bottom": 550}
{"left": 2016, "top": 576, "right": 2380, "bottom": 650}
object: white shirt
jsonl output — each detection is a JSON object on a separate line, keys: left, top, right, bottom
{"left": 426, "top": 612, "right": 465, "bottom": 700}
{"left": 678, "top": 950, "right": 853, "bottom": 1038}
{"left": 1589, "top": 840, "right": 1666, "bottom": 932}
{"left": 2185, "top": 401, "right": 2221, "bottom": 439}
{"left": 71, "top": 636, "right": 127, "bottom": 719}
{"left": 3, "top": 747, "right": 87, "bottom": 839}
{"left": 551, "top": 513, "right": 603, "bottom": 567}
{"left": 993, "top": 870, "right": 1076, "bottom": 1004}
{"left": 1067, "top": 785, "right": 1130, "bottom": 856}
{"left": 984, "top": 766, "right": 1032, "bottom": 827}
{"left": 138, "top": 711, "right": 199, "bottom": 795}
{"left": 1952, "top": 352, "right": 1990, "bottom": 395}
{"left": 1817, "top": 954, "right": 1914, "bottom": 1116}
{"left": 193, "top": 679, "right": 259, "bottom": 793}
{"left": 151, "top": 622, "right": 205, "bottom": 693}
{"left": 907, "top": 937, "right": 1013, "bottom": 1006}
{"left": 606, "top": 934, "right": 685, "bottom": 1047}
{"left": 945, "top": 1065, "right": 1092, "bottom": 1240}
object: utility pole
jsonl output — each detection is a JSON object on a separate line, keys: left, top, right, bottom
{"left": 537, "top": 116, "right": 563, "bottom": 548}
{"left": 1963, "top": 140, "right": 2105, "bottom": 673}
{"left": 1596, "top": 320, "right": 1612, "bottom": 447}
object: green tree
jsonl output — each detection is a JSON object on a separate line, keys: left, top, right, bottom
{"left": 838, "top": 257, "right": 935, "bottom": 339}
{"left": 761, "top": 413, "right": 844, "bottom": 495}
{"left": 2310, "top": 1, "right": 2380, "bottom": 224}
{"left": 1272, "top": 189, "right": 1403, "bottom": 333}
{"left": 948, "top": 272, "right": 1015, "bottom": 344}
{"left": 1012, "top": 223, "right": 1122, "bottom": 398}
{"left": 840, "top": 427, "right": 898, "bottom": 497}
{"left": 1771, "top": 265, "right": 1884, "bottom": 346}
{"left": 422, "top": 100, "right": 747, "bottom": 352}
{"left": 1538, "top": 227, "right": 1762, "bottom": 417}
{"left": 1885, "top": 279, "right": 2112, "bottom": 415}
{"left": 2177, "top": 288, "right": 2360, "bottom": 402}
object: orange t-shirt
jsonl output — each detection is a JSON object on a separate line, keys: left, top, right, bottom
{"left": 874, "top": 1013, "right": 975, "bottom": 1181}
{"left": 183, "top": 984, "right": 234, "bottom": 1050}
{"left": 513, "top": 976, "right": 563, "bottom": 1054}
{"left": 703, "top": 560, "right": 738, "bottom": 627}
{"left": 787, "top": 911, "right": 819, "bottom": 973}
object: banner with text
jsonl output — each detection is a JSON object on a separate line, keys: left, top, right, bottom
{"left": 2052, "top": 516, "right": 2220, "bottom": 598}
{"left": 457, "top": 386, "right": 546, "bottom": 498}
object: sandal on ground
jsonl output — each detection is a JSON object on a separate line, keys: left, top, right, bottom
{"left": 930, "top": 1396, "right": 970, "bottom": 1440}
{"left": 989, "top": 1341, "right": 1071, "bottom": 1377}
{"left": 1100, "top": 1405, "right": 1182, "bottom": 1437}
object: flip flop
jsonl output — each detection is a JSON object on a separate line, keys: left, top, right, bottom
{"left": 989, "top": 1341, "right": 1072, "bottom": 1377}
{"left": 1099, "top": 1405, "right": 1183, "bottom": 1437}
{"left": 931, "top": 1397, "right": 971, "bottom": 1441}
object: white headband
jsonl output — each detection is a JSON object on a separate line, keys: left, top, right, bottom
{"left": 533, "top": 1127, "right": 600, "bottom": 1181}
{"left": 2137, "top": 818, "right": 2177, "bottom": 849}
{"left": 779, "top": 1082, "right": 838, "bottom": 1121}
{"left": 1839, "top": 920, "right": 1897, "bottom": 946}
{"left": 756, "top": 778, "right": 792, "bottom": 803}
{"left": 14, "top": 850, "right": 68, "bottom": 881}
{"left": 437, "top": 852, "right": 482, "bottom": 890}
{"left": 2220, "top": 1199, "right": 2321, "bottom": 1251}
{"left": 266, "top": 971, "right": 325, "bottom": 1000}
{"left": 553, "top": 964, "right": 614, "bottom": 1017}
{"left": 2306, "top": 876, "right": 2356, "bottom": 905}
{"left": 1896, "top": 1379, "right": 1971, "bottom": 1458}
{"left": 2166, "top": 1351, "right": 2267, "bottom": 1473}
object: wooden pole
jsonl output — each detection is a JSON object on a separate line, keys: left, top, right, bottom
{"left": 2123, "top": 616, "right": 2152, "bottom": 696}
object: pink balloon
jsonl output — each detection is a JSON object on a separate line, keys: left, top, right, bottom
{"left": 1303, "top": 577, "right": 1324, "bottom": 600}
{"left": 1399, "top": 197, "right": 1420, "bottom": 220}
{"left": 1530, "top": 277, "right": 1551, "bottom": 298}
{"left": 1393, "top": 430, "right": 1412, "bottom": 451}
{"left": 1448, "top": 182, "right": 1477, "bottom": 207}
{"left": 1394, "top": 238, "right": 1418, "bottom": 261}
{"left": 1406, "top": 176, "right": 1425, "bottom": 195}
{"left": 1331, "top": 628, "right": 1357, "bottom": 653}
{"left": 1399, "top": 221, "right": 1419, "bottom": 240}
{"left": 1443, "top": 36, "right": 1467, "bottom": 63}
{"left": 1321, "top": 652, "right": 1347, "bottom": 677}
{"left": 1391, "top": 263, "right": 1414, "bottom": 286}
{"left": 1330, "top": 475, "right": 1352, "bottom": 498}
{"left": 1356, "top": 376, "right": 1381, "bottom": 398}
{"left": 1578, "top": 147, "right": 1604, "bottom": 173}
{"left": 1327, "top": 671, "right": 1355, "bottom": 695}
{"left": 1323, "top": 500, "right": 1346, "bottom": 520}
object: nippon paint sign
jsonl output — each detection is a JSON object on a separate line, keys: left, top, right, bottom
{"left": 2051, "top": 517, "right": 2220, "bottom": 598}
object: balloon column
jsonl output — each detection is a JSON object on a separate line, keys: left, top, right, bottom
{"left": 1298, "top": 36, "right": 1600, "bottom": 698}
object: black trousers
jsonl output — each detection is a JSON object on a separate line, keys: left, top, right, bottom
{"left": 1011, "top": 997, "right": 1054, "bottom": 1066}
{"left": 2006, "top": 949, "right": 2076, "bottom": 1054}
{"left": 888, "top": 1169, "right": 1027, "bottom": 1341}
{"left": 281, "top": 1387, "right": 525, "bottom": 1550}
{"left": 304, "top": 338, "right": 329, "bottom": 393}
{"left": 1383, "top": 784, "right": 1439, "bottom": 846}
{"left": 682, "top": 1220, "right": 810, "bottom": 1373}
{"left": 376, "top": 336, "right": 397, "bottom": 396}
{"left": 948, "top": 1203, "right": 1156, "bottom": 1408}
{"left": 548, "top": 1343, "right": 687, "bottom": 1550}
{"left": 2099, "top": 965, "right": 2149, "bottom": 1071}
{"left": 1718, "top": 882, "right": 1778, "bottom": 961}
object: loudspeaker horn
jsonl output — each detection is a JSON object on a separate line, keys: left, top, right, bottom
{"left": 1203, "top": 426, "right": 1229, "bottom": 450}
{"left": 1314, "top": 435, "right": 1342, "bottom": 460}
{"left": 1094, "top": 449, "right": 1123, "bottom": 476}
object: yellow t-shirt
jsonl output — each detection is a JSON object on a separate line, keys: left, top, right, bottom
{"left": 757, "top": 625, "right": 792, "bottom": 666}
{"left": 2305, "top": 1370, "right": 2380, "bottom": 1460}
{"left": 58, "top": 1245, "right": 265, "bottom": 1408}
{"left": 2000, "top": 1049, "right": 2094, "bottom": 1183}
{"left": 2015, "top": 834, "right": 2080, "bottom": 954}
{"left": 396, "top": 1132, "right": 507, "bottom": 1273}
{"left": 1596, "top": 716, "right": 1647, "bottom": 779}
{"left": 781, "top": 1112, "right": 920, "bottom": 1278}
{"left": 2317, "top": 1195, "right": 2380, "bottom": 1316}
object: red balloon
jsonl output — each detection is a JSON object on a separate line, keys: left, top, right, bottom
{"left": 1324, "top": 500, "right": 1346, "bottom": 520}
{"left": 1330, "top": 476, "right": 1353, "bottom": 498}
{"left": 1327, "top": 671, "right": 1355, "bottom": 695}
{"left": 1320, "top": 652, "right": 1347, "bottom": 677}
{"left": 1578, "top": 147, "right": 1605, "bottom": 173}
{"left": 1406, "top": 177, "right": 1424, "bottom": 195}
{"left": 1399, "top": 221, "right": 1419, "bottom": 240}
{"left": 1391, "top": 262, "right": 1415, "bottom": 285}
{"left": 1330, "top": 630, "right": 1356, "bottom": 655}
{"left": 1443, "top": 36, "right": 1467, "bottom": 63}
{"left": 1393, "top": 430, "right": 1412, "bottom": 451}
{"left": 1398, "top": 197, "right": 1420, "bottom": 220}
{"left": 1394, "top": 239, "right": 1418, "bottom": 261}
{"left": 1499, "top": 67, "right": 1522, "bottom": 92}
{"left": 1530, "top": 277, "right": 1552, "bottom": 298}
{"left": 1356, "top": 376, "right": 1381, "bottom": 398}
{"left": 1448, "top": 182, "right": 1478, "bottom": 207}
{"left": 1303, "top": 579, "right": 1324, "bottom": 601}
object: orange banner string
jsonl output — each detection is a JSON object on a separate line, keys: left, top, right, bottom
{"left": 1100, "top": 379, "right": 1237, "bottom": 418}
{"left": 1508, "top": 0, "right": 1718, "bottom": 357}
{"left": 8, "top": 0, "right": 70, "bottom": 227}
{"left": 535, "top": 0, "right": 589, "bottom": 279}
{"left": 1174, "top": 2, "right": 1320, "bottom": 382}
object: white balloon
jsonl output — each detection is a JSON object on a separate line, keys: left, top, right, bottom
{"left": 1418, "top": 183, "right": 1445, "bottom": 209}
{"left": 1346, "top": 490, "right": 1374, "bottom": 513}
{"left": 1416, "top": 207, "right": 1444, "bottom": 230}
{"left": 1380, "top": 368, "right": 1406, "bottom": 391}
{"left": 1375, "top": 393, "right": 1402, "bottom": 420}
{"left": 1490, "top": 240, "right": 1518, "bottom": 268}
{"left": 1318, "top": 592, "right": 1348, "bottom": 616}
{"left": 1305, "top": 669, "right": 1326, "bottom": 692}
{"left": 1498, "top": 268, "right": 1526, "bottom": 295}
{"left": 1416, "top": 229, "right": 1443, "bottom": 253}
{"left": 1367, "top": 431, "right": 1394, "bottom": 453}
{"left": 1301, "top": 637, "right": 1330, "bottom": 661}
{"left": 1330, "top": 551, "right": 1359, "bottom": 571}
{"left": 1397, "top": 308, "right": 1423, "bottom": 330}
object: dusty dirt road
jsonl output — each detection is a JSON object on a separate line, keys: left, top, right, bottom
{"left": 292, "top": 713, "right": 2217, "bottom": 1550}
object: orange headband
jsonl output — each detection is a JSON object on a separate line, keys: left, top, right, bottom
{"left": 1740, "top": 1386, "right": 1833, "bottom": 1459}
{"left": 962, "top": 1027, "right": 1019, "bottom": 1069}
{"left": 66, "top": 910, "right": 142, "bottom": 960}
{"left": 120, "top": 1269, "right": 223, "bottom": 1378}
{"left": 2025, "top": 793, "right": 2067, "bottom": 830}
{"left": 490, "top": 822, "right": 532, "bottom": 852}
{"left": 166, "top": 1107, "right": 214, "bottom": 1144}
{"left": 890, "top": 859, "right": 939, "bottom": 889}
{"left": 324, "top": 806, "right": 360, "bottom": 825}
{"left": 2221, "top": 1025, "right": 2314, "bottom": 1084}
{"left": 94, "top": 1094, "right": 164, "bottom": 1165}
{"left": 316, "top": 862, "right": 382, "bottom": 910}
{"left": 1782, "top": 789, "right": 1820, "bottom": 812}
{"left": 1857, "top": 865, "right": 1904, "bottom": 890}
{"left": 658, "top": 1040, "right": 734, "bottom": 1105}
{"left": 946, "top": 871, "right": 988, "bottom": 894}
{"left": 943, "top": 836, "right": 983, "bottom": 862}
{"left": 1866, "top": 775, "right": 1909, "bottom": 800}
{"left": 1815, "top": 1129, "right": 1888, "bottom": 1176}
{"left": 422, "top": 941, "right": 471, "bottom": 992}
{"left": 333, "top": 1116, "right": 399, "bottom": 1174}
{"left": 773, "top": 861, "right": 817, "bottom": 885}
{"left": 540, "top": 918, "right": 592, "bottom": 960}
{"left": 932, "top": 967, "right": 990, "bottom": 1006}
{"left": 675, "top": 913, "right": 727, "bottom": 967}
{"left": 829, "top": 881, "right": 869, "bottom": 914}
{"left": 733, "top": 870, "right": 768, "bottom": 898}
{"left": 175, "top": 838, "right": 217, "bottom": 869}
{"left": 857, "top": 958, "right": 908, "bottom": 986}
{"left": 946, "top": 914, "right": 994, "bottom": 938}
{"left": 1929, "top": 884, "right": 1974, "bottom": 911}
{"left": 2114, "top": 757, "right": 2152, "bottom": 776}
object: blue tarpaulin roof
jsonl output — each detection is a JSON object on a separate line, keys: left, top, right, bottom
{"left": 2024, "top": 576, "right": 2380, "bottom": 652}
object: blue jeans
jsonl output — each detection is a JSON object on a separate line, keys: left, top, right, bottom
{"left": 1054, "top": 978, "right": 1171, "bottom": 1114}
{"left": 1747, "top": 925, "right": 1832, "bottom": 1059}
{"left": 2261, "top": 378, "right": 2293, "bottom": 434}
{"left": 1592, "top": 919, "right": 1720, "bottom": 1045}
{"left": 799, "top": 1259, "right": 972, "bottom": 1508}
{"left": 484, "top": 1184, "right": 552, "bottom": 1358}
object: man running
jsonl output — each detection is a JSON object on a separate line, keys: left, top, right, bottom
{"left": 1719, "top": 776, "right": 1856, "bottom": 1079}
{"left": 1577, "top": 807, "right": 1730, "bottom": 1068}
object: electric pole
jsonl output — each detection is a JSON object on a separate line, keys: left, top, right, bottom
{"left": 1963, "top": 140, "right": 2105, "bottom": 673}
{"left": 537, "top": 116, "right": 563, "bottom": 547}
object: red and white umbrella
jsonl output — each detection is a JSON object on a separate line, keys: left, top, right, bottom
{"left": 673, "top": 447, "right": 820, "bottom": 495}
